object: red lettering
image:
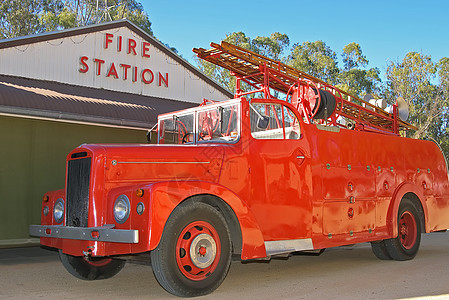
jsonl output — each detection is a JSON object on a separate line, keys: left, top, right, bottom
{"left": 132, "top": 66, "right": 138, "bottom": 82}
{"left": 120, "top": 64, "right": 131, "bottom": 80}
{"left": 105, "top": 33, "right": 113, "bottom": 49}
{"left": 93, "top": 58, "right": 105, "bottom": 76}
{"left": 142, "top": 42, "right": 150, "bottom": 58}
{"left": 128, "top": 39, "right": 137, "bottom": 55}
{"left": 106, "top": 63, "right": 119, "bottom": 79}
{"left": 118, "top": 36, "right": 122, "bottom": 52}
{"left": 142, "top": 69, "right": 154, "bottom": 84}
{"left": 79, "top": 56, "right": 89, "bottom": 73}
{"left": 159, "top": 72, "right": 168, "bottom": 87}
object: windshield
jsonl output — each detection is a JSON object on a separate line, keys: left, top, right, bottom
{"left": 158, "top": 113, "right": 194, "bottom": 144}
{"left": 158, "top": 101, "right": 240, "bottom": 144}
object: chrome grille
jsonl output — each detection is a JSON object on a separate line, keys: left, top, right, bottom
{"left": 66, "top": 157, "right": 91, "bottom": 227}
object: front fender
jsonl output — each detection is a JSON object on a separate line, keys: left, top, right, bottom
{"left": 147, "top": 180, "right": 267, "bottom": 260}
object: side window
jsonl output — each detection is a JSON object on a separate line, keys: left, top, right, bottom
{"left": 250, "top": 103, "right": 300, "bottom": 140}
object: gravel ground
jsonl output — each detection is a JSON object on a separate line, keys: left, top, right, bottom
{"left": 1, "top": 232, "right": 449, "bottom": 299}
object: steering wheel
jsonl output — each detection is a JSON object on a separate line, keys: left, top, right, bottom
{"left": 181, "top": 133, "right": 190, "bottom": 144}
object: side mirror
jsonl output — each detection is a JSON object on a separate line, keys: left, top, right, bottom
{"left": 257, "top": 115, "right": 270, "bottom": 130}
{"left": 146, "top": 130, "right": 152, "bottom": 143}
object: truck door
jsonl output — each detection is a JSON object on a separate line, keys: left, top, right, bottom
{"left": 248, "top": 102, "right": 313, "bottom": 242}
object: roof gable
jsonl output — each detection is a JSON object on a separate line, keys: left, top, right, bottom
{"left": 0, "top": 20, "right": 232, "bottom": 103}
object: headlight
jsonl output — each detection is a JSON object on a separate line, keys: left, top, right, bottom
{"left": 114, "top": 195, "right": 130, "bottom": 224}
{"left": 53, "top": 198, "right": 64, "bottom": 224}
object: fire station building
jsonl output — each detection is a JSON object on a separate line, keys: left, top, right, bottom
{"left": 0, "top": 20, "right": 232, "bottom": 246}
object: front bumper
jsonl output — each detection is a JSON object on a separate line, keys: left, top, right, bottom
{"left": 29, "top": 224, "right": 139, "bottom": 243}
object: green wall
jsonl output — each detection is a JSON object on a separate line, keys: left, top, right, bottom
{"left": 0, "top": 115, "right": 147, "bottom": 246}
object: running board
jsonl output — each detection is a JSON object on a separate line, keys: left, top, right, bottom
{"left": 264, "top": 238, "right": 314, "bottom": 257}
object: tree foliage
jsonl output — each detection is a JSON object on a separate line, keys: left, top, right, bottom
{"left": 252, "top": 32, "right": 289, "bottom": 62}
{"left": 0, "top": 0, "right": 153, "bottom": 39}
{"left": 62, "top": 0, "right": 153, "bottom": 35}
{"left": 342, "top": 42, "right": 368, "bottom": 71}
{"left": 288, "top": 40, "right": 339, "bottom": 84}
{"left": 196, "top": 32, "right": 251, "bottom": 94}
{"left": 384, "top": 53, "right": 448, "bottom": 158}
{"left": 384, "top": 52, "right": 440, "bottom": 137}
{"left": 436, "top": 57, "right": 449, "bottom": 158}
{"left": 196, "top": 31, "right": 291, "bottom": 95}
{"left": 337, "top": 42, "right": 381, "bottom": 97}
{"left": 0, "top": 0, "right": 44, "bottom": 38}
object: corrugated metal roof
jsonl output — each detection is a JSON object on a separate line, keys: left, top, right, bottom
{"left": 0, "top": 75, "right": 197, "bottom": 129}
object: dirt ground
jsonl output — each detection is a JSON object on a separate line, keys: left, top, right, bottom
{"left": 1, "top": 232, "right": 449, "bottom": 299}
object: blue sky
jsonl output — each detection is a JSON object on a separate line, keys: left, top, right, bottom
{"left": 142, "top": 0, "right": 448, "bottom": 77}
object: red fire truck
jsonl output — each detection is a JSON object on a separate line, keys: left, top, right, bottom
{"left": 30, "top": 42, "right": 449, "bottom": 297}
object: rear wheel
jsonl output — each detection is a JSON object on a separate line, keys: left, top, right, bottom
{"left": 151, "top": 202, "right": 232, "bottom": 297}
{"left": 370, "top": 241, "right": 392, "bottom": 260}
{"left": 384, "top": 199, "right": 421, "bottom": 261}
{"left": 58, "top": 250, "right": 125, "bottom": 280}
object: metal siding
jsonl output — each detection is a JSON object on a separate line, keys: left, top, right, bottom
{"left": 0, "top": 26, "right": 230, "bottom": 103}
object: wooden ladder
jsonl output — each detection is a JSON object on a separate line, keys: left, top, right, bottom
{"left": 194, "top": 41, "right": 417, "bottom": 135}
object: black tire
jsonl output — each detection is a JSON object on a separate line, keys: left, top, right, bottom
{"left": 58, "top": 250, "right": 125, "bottom": 280}
{"left": 151, "top": 202, "right": 232, "bottom": 297}
{"left": 384, "top": 199, "right": 421, "bottom": 261}
{"left": 370, "top": 240, "right": 392, "bottom": 260}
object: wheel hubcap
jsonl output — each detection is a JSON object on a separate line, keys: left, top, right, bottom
{"left": 190, "top": 233, "right": 217, "bottom": 269}
{"left": 399, "top": 211, "right": 417, "bottom": 250}
{"left": 176, "top": 221, "right": 221, "bottom": 281}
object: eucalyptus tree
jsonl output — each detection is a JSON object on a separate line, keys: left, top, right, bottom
{"left": 0, "top": 0, "right": 153, "bottom": 38}
{"left": 0, "top": 0, "right": 43, "bottom": 38}
{"left": 384, "top": 52, "right": 449, "bottom": 161}
{"left": 196, "top": 31, "right": 290, "bottom": 94}
{"left": 337, "top": 42, "right": 381, "bottom": 98}
{"left": 287, "top": 40, "right": 339, "bottom": 85}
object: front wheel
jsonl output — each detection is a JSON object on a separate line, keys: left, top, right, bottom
{"left": 384, "top": 199, "right": 421, "bottom": 261}
{"left": 58, "top": 250, "right": 125, "bottom": 280}
{"left": 151, "top": 202, "right": 232, "bottom": 297}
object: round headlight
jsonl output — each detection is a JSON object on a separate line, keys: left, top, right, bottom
{"left": 114, "top": 195, "right": 130, "bottom": 224}
{"left": 53, "top": 198, "right": 64, "bottom": 224}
